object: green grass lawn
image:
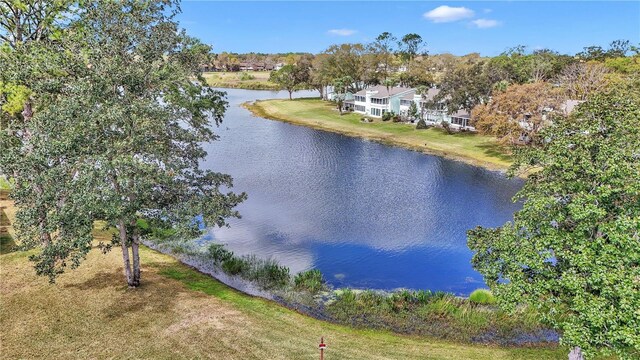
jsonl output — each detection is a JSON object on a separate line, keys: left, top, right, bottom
{"left": 0, "top": 198, "right": 565, "bottom": 359}
{"left": 203, "top": 71, "right": 280, "bottom": 90}
{"left": 246, "top": 98, "right": 513, "bottom": 171}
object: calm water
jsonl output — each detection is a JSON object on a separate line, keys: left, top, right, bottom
{"left": 201, "top": 88, "right": 523, "bottom": 295}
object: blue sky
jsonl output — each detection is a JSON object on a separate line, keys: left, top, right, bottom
{"left": 178, "top": 1, "right": 640, "bottom": 56}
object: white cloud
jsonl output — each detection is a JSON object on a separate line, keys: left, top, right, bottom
{"left": 327, "top": 29, "right": 356, "bottom": 36}
{"left": 471, "top": 18, "right": 501, "bottom": 29}
{"left": 423, "top": 5, "right": 475, "bottom": 23}
{"left": 483, "top": 8, "right": 492, "bottom": 14}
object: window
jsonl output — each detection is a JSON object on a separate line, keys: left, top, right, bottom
{"left": 371, "top": 98, "right": 388, "bottom": 105}
{"left": 451, "top": 117, "right": 468, "bottom": 127}
{"left": 355, "top": 105, "right": 366, "bottom": 112}
{"left": 355, "top": 95, "right": 366, "bottom": 102}
{"left": 401, "top": 100, "right": 412, "bottom": 106}
{"left": 370, "top": 108, "right": 381, "bottom": 117}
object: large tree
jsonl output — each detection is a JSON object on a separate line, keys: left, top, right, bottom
{"left": 0, "top": 0, "right": 246, "bottom": 286}
{"left": 436, "top": 60, "right": 492, "bottom": 112}
{"left": 318, "top": 43, "right": 366, "bottom": 93}
{"left": 270, "top": 64, "right": 306, "bottom": 100}
{"left": 471, "top": 82, "right": 566, "bottom": 145}
{"left": 368, "top": 32, "right": 397, "bottom": 82}
{"left": 397, "top": 33, "right": 424, "bottom": 65}
{"left": 468, "top": 91, "right": 640, "bottom": 359}
{"left": 556, "top": 62, "right": 610, "bottom": 101}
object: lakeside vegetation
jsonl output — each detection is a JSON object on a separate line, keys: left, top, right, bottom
{"left": 0, "top": 199, "right": 565, "bottom": 360}
{"left": 146, "top": 235, "right": 556, "bottom": 346}
{"left": 246, "top": 98, "right": 513, "bottom": 171}
{"left": 203, "top": 71, "right": 281, "bottom": 90}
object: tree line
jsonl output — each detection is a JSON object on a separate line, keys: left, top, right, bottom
{"left": 263, "top": 36, "right": 638, "bottom": 145}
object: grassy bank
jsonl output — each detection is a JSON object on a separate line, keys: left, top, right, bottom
{"left": 0, "top": 198, "right": 565, "bottom": 359}
{"left": 149, "top": 237, "right": 556, "bottom": 346}
{"left": 245, "top": 98, "right": 513, "bottom": 171}
{"left": 203, "top": 71, "right": 281, "bottom": 90}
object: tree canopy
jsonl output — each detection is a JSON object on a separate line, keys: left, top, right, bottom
{"left": 269, "top": 64, "right": 309, "bottom": 99}
{"left": 0, "top": 0, "right": 245, "bottom": 286}
{"left": 468, "top": 89, "right": 640, "bottom": 359}
{"left": 471, "top": 82, "right": 566, "bottom": 145}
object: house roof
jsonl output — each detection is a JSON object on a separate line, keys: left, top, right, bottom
{"left": 416, "top": 88, "right": 441, "bottom": 102}
{"left": 354, "top": 85, "right": 414, "bottom": 98}
{"left": 451, "top": 109, "right": 470, "bottom": 119}
{"left": 401, "top": 91, "right": 416, "bottom": 100}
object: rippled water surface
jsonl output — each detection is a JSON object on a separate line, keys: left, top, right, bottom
{"left": 201, "top": 88, "right": 523, "bottom": 295}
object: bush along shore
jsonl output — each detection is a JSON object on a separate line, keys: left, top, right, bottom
{"left": 144, "top": 236, "right": 558, "bottom": 346}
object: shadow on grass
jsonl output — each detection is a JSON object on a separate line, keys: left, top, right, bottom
{"left": 64, "top": 266, "right": 182, "bottom": 319}
{"left": 64, "top": 269, "right": 124, "bottom": 291}
{"left": 477, "top": 143, "right": 513, "bottom": 164}
{"left": 0, "top": 209, "right": 10, "bottom": 226}
{"left": 0, "top": 235, "right": 16, "bottom": 254}
{"left": 0, "top": 206, "right": 15, "bottom": 254}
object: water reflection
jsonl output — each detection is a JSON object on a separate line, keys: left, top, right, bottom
{"left": 201, "top": 88, "right": 523, "bottom": 295}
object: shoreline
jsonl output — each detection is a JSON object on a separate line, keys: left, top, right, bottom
{"left": 144, "top": 238, "right": 559, "bottom": 346}
{"left": 242, "top": 99, "right": 518, "bottom": 175}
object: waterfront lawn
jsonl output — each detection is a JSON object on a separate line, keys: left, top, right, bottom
{"left": 0, "top": 198, "right": 564, "bottom": 360}
{"left": 203, "top": 71, "right": 280, "bottom": 90}
{"left": 247, "top": 98, "right": 513, "bottom": 171}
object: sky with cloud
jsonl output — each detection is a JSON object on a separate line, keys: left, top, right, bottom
{"left": 178, "top": 1, "right": 640, "bottom": 56}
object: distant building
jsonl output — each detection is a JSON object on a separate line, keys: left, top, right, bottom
{"left": 239, "top": 62, "right": 254, "bottom": 71}
{"left": 342, "top": 85, "right": 474, "bottom": 130}
{"left": 347, "top": 85, "right": 414, "bottom": 117}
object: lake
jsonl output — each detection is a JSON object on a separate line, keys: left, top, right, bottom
{"left": 200, "top": 88, "right": 523, "bottom": 296}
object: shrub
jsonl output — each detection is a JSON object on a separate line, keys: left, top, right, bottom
{"left": 358, "top": 290, "right": 387, "bottom": 308}
{"left": 414, "top": 290, "right": 434, "bottom": 304}
{"left": 252, "top": 258, "right": 291, "bottom": 289}
{"left": 294, "top": 269, "right": 325, "bottom": 293}
{"left": 221, "top": 256, "right": 250, "bottom": 275}
{"left": 469, "top": 289, "right": 497, "bottom": 305}
{"left": 238, "top": 72, "right": 255, "bottom": 81}
{"left": 427, "top": 297, "right": 460, "bottom": 317}
{"left": 416, "top": 119, "right": 428, "bottom": 129}
{"left": 336, "top": 288, "right": 357, "bottom": 304}
{"left": 207, "top": 243, "right": 234, "bottom": 264}
{"left": 169, "top": 242, "right": 198, "bottom": 255}
{"left": 392, "top": 114, "right": 402, "bottom": 122}
{"left": 382, "top": 112, "right": 392, "bottom": 121}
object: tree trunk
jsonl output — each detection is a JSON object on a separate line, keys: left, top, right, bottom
{"left": 131, "top": 229, "right": 141, "bottom": 287}
{"left": 568, "top": 347, "right": 584, "bottom": 360}
{"left": 36, "top": 185, "right": 51, "bottom": 246}
{"left": 288, "top": 90, "right": 292, "bottom": 100}
{"left": 118, "top": 220, "right": 134, "bottom": 287}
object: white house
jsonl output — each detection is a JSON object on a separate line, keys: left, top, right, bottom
{"left": 401, "top": 87, "right": 473, "bottom": 129}
{"left": 340, "top": 85, "right": 475, "bottom": 129}
{"left": 346, "top": 85, "right": 414, "bottom": 118}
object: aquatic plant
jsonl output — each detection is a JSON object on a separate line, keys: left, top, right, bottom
{"left": 469, "top": 289, "right": 497, "bottom": 305}
{"left": 293, "top": 269, "right": 325, "bottom": 293}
